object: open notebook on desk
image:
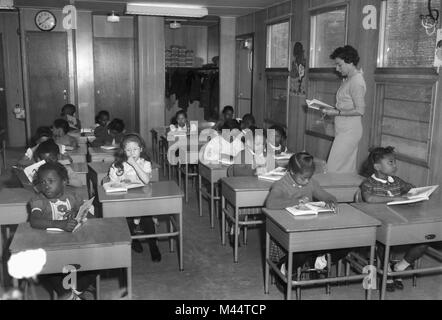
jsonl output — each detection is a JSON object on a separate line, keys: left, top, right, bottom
{"left": 103, "top": 181, "right": 145, "bottom": 193}
{"left": 286, "top": 201, "right": 336, "bottom": 216}
{"left": 387, "top": 185, "right": 439, "bottom": 205}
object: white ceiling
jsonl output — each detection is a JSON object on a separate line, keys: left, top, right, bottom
{"left": 14, "top": 0, "right": 283, "bottom": 16}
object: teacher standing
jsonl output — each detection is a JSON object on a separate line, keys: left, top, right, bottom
{"left": 322, "top": 45, "right": 366, "bottom": 174}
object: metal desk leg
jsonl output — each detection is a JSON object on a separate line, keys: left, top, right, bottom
{"left": 169, "top": 218, "right": 174, "bottom": 253}
{"left": 381, "top": 244, "right": 391, "bottom": 300}
{"left": 367, "top": 243, "right": 375, "bottom": 300}
{"left": 221, "top": 195, "right": 226, "bottom": 245}
{"left": 264, "top": 231, "right": 270, "bottom": 294}
{"left": 185, "top": 163, "right": 189, "bottom": 203}
{"left": 179, "top": 211, "right": 184, "bottom": 271}
{"left": 127, "top": 266, "right": 132, "bottom": 299}
{"left": 234, "top": 206, "right": 239, "bottom": 263}
{"left": 210, "top": 181, "right": 215, "bottom": 229}
{"left": 286, "top": 251, "right": 293, "bottom": 300}
{"left": 198, "top": 175, "right": 203, "bottom": 217}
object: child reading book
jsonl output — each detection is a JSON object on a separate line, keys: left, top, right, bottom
{"left": 108, "top": 133, "right": 161, "bottom": 262}
{"left": 29, "top": 162, "right": 95, "bottom": 299}
{"left": 360, "top": 146, "right": 429, "bottom": 292}
{"left": 52, "top": 119, "right": 78, "bottom": 149}
{"left": 61, "top": 103, "right": 81, "bottom": 130}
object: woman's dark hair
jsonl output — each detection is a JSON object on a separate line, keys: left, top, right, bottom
{"left": 34, "top": 139, "right": 60, "bottom": 162}
{"left": 61, "top": 103, "right": 76, "bottom": 115}
{"left": 269, "top": 125, "right": 287, "bottom": 139}
{"left": 113, "top": 133, "right": 150, "bottom": 177}
{"left": 34, "top": 162, "right": 69, "bottom": 186}
{"left": 361, "top": 146, "right": 395, "bottom": 177}
{"left": 95, "top": 110, "right": 110, "bottom": 124}
{"left": 30, "top": 126, "right": 53, "bottom": 147}
{"left": 288, "top": 152, "right": 315, "bottom": 175}
{"left": 222, "top": 105, "right": 234, "bottom": 114}
{"left": 330, "top": 45, "right": 360, "bottom": 66}
{"left": 107, "top": 118, "right": 125, "bottom": 133}
{"left": 53, "top": 119, "right": 70, "bottom": 134}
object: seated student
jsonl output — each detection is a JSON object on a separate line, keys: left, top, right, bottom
{"left": 52, "top": 119, "right": 78, "bottom": 149}
{"left": 360, "top": 146, "right": 428, "bottom": 292}
{"left": 94, "top": 110, "right": 110, "bottom": 139}
{"left": 266, "top": 153, "right": 342, "bottom": 276}
{"left": 268, "top": 125, "right": 288, "bottom": 155}
{"left": 201, "top": 119, "right": 243, "bottom": 164}
{"left": 90, "top": 118, "right": 125, "bottom": 147}
{"left": 240, "top": 113, "right": 256, "bottom": 132}
{"left": 34, "top": 139, "right": 83, "bottom": 187}
{"left": 169, "top": 110, "right": 197, "bottom": 133}
{"left": 61, "top": 103, "right": 81, "bottom": 130}
{"left": 234, "top": 126, "right": 267, "bottom": 175}
{"left": 214, "top": 105, "right": 234, "bottom": 131}
{"left": 18, "top": 126, "right": 53, "bottom": 167}
{"left": 29, "top": 162, "right": 95, "bottom": 299}
{"left": 108, "top": 133, "right": 161, "bottom": 262}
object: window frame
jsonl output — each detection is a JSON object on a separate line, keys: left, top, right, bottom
{"left": 265, "top": 17, "right": 291, "bottom": 71}
{"left": 309, "top": 4, "right": 349, "bottom": 69}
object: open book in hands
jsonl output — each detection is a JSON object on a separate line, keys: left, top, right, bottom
{"left": 306, "top": 99, "right": 335, "bottom": 111}
{"left": 286, "top": 201, "right": 336, "bottom": 216}
{"left": 46, "top": 197, "right": 95, "bottom": 233}
{"left": 387, "top": 185, "right": 439, "bottom": 205}
{"left": 258, "top": 167, "right": 287, "bottom": 182}
{"left": 103, "top": 181, "right": 145, "bottom": 193}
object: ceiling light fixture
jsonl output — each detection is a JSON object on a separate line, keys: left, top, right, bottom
{"left": 126, "top": 2, "right": 208, "bottom": 18}
{"left": 169, "top": 20, "right": 181, "bottom": 29}
{"left": 107, "top": 11, "right": 120, "bottom": 23}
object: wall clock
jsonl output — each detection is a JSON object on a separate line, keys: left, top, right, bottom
{"left": 35, "top": 10, "right": 57, "bottom": 31}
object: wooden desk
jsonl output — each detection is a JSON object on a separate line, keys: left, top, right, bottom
{"left": 263, "top": 204, "right": 380, "bottom": 300}
{"left": 87, "top": 162, "right": 161, "bottom": 198}
{"left": 88, "top": 146, "right": 117, "bottom": 163}
{"left": 9, "top": 217, "right": 132, "bottom": 299}
{"left": 98, "top": 181, "right": 184, "bottom": 270}
{"left": 220, "top": 177, "right": 273, "bottom": 262}
{"left": 198, "top": 162, "right": 229, "bottom": 228}
{"left": 313, "top": 173, "right": 363, "bottom": 203}
{"left": 352, "top": 201, "right": 442, "bottom": 300}
{"left": 66, "top": 144, "right": 87, "bottom": 163}
{"left": 71, "top": 162, "right": 88, "bottom": 186}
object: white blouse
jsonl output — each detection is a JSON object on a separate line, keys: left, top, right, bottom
{"left": 108, "top": 158, "right": 152, "bottom": 184}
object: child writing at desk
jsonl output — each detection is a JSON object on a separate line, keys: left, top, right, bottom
{"left": 29, "top": 162, "right": 95, "bottom": 299}
{"left": 52, "top": 119, "right": 78, "bottom": 149}
{"left": 360, "top": 146, "right": 428, "bottom": 292}
{"left": 108, "top": 133, "right": 161, "bottom": 262}
{"left": 266, "top": 153, "right": 344, "bottom": 280}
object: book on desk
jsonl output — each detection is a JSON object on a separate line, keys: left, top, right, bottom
{"left": 103, "top": 181, "right": 145, "bottom": 193}
{"left": 387, "top": 185, "right": 439, "bottom": 205}
{"left": 286, "top": 201, "right": 336, "bottom": 216}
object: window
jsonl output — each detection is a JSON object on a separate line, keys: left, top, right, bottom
{"left": 266, "top": 20, "right": 290, "bottom": 68}
{"left": 265, "top": 74, "right": 289, "bottom": 127}
{"left": 310, "top": 7, "right": 347, "bottom": 68}
{"left": 379, "top": 0, "right": 441, "bottom": 67}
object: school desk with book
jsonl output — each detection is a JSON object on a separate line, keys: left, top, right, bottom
{"left": 263, "top": 204, "right": 380, "bottom": 300}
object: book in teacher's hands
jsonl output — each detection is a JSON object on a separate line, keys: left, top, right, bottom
{"left": 306, "top": 99, "right": 336, "bottom": 111}
{"left": 286, "top": 201, "right": 336, "bottom": 216}
{"left": 258, "top": 167, "right": 287, "bottom": 182}
{"left": 387, "top": 185, "right": 439, "bottom": 205}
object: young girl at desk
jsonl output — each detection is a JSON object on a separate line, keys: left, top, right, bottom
{"left": 169, "top": 110, "right": 197, "bottom": 133}
{"left": 360, "top": 146, "right": 428, "bottom": 292}
{"left": 108, "top": 133, "right": 161, "bottom": 262}
{"left": 34, "top": 139, "right": 83, "bottom": 187}
{"left": 94, "top": 110, "right": 110, "bottom": 139}
{"left": 268, "top": 125, "right": 288, "bottom": 155}
{"left": 233, "top": 126, "right": 267, "bottom": 175}
{"left": 52, "top": 119, "right": 78, "bottom": 149}
{"left": 29, "top": 162, "right": 95, "bottom": 299}
{"left": 61, "top": 103, "right": 81, "bottom": 131}
{"left": 266, "top": 153, "right": 343, "bottom": 280}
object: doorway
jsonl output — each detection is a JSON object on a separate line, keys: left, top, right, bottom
{"left": 0, "top": 34, "right": 7, "bottom": 140}
{"left": 26, "top": 32, "right": 69, "bottom": 134}
{"left": 235, "top": 34, "right": 254, "bottom": 119}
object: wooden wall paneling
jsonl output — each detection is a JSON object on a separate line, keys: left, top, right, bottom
{"left": 395, "top": 159, "right": 429, "bottom": 188}
{"left": 252, "top": 9, "right": 267, "bottom": 127}
{"left": 219, "top": 17, "right": 236, "bottom": 112}
{"left": 207, "top": 24, "right": 219, "bottom": 62}
{"left": 22, "top": 8, "right": 66, "bottom": 32}
{"left": 236, "top": 13, "right": 254, "bottom": 36}
{"left": 0, "top": 12, "right": 26, "bottom": 147}
{"left": 93, "top": 16, "right": 134, "bottom": 38}
{"left": 76, "top": 11, "right": 95, "bottom": 129}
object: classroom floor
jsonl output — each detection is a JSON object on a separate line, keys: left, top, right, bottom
{"left": 1, "top": 147, "right": 441, "bottom": 300}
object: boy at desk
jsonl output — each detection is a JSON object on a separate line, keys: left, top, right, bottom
{"left": 90, "top": 118, "right": 125, "bottom": 147}
{"left": 52, "top": 119, "right": 78, "bottom": 149}
{"left": 29, "top": 162, "right": 95, "bottom": 299}
{"left": 360, "top": 146, "right": 428, "bottom": 292}
{"left": 266, "top": 153, "right": 346, "bottom": 280}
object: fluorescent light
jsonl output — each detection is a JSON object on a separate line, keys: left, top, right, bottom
{"left": 126, "top": 2, "right": 208, "bottom": 18}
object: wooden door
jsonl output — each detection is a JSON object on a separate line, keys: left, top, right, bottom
{"left": 93, "top": 37, "right": 135, "bottom": 132}
{"left": 235, "top": 35, "right": 253, "bottom": 118}
{"left": 26, "top": 32, "right": 69, "bottom": 134}
{"left": 0, "top": 34, "right": 7, "bottom": 138}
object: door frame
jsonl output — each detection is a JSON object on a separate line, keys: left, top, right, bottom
{"left": 235, "top": 32, "right": 254, "bottom": 117}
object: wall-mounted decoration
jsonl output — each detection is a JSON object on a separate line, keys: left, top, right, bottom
{"left": 289, "top": 41, "right": 306, "bottom": 96}
{"left": 35, "top": 10, "right": 57, "bottom": 31}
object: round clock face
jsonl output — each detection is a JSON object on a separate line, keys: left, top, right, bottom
{"left": 35, "top": 10, "right": 56, "bottom": 31}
